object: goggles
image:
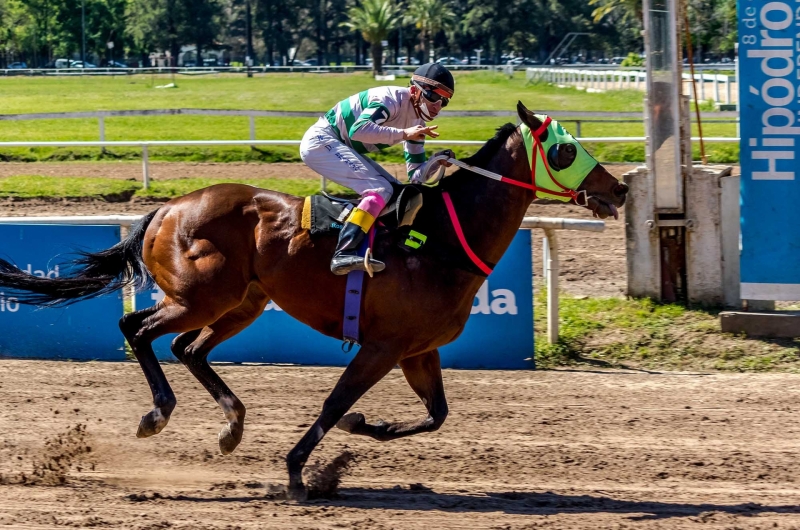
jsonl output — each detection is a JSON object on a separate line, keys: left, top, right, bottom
{"left": 413, "top": 81, "right": 450, "bottom": 107}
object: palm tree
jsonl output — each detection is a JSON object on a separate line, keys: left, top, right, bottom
{"left": 341, "top": 0, "right": 401, "bottom": 75}
{"left": 404, "top": 0, "right": 456, "bottom": 63}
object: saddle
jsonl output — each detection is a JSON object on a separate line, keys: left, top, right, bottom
{"left": 301, "top": 182, "right": 424, "bottom": 236}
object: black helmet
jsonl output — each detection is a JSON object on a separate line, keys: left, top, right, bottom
{"left": 411, "top": 63, "right": 455, "bottom": 100}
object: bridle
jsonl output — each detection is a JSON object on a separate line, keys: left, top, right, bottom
{"left": 427, "top": 120, "right": 591, "bottom": 207}
{"left": 430, "top": 120, "right": 593, "bottom": 276}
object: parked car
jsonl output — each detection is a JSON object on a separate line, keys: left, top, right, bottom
{"left": 436, "top": 56, "right": 461, "bottom": 65}
{"left": 71, "top": 61, "right": 96, "bottom": 68}
{"left": 107, "top": 60, "right": 127, "bottom": 68}
{"left": 396, "top": 56, "right": 420, "bottom": 65}
{"left": 203, "top": 57, "right": 218, "bottom": 67}
{"left": 8, "top": 62, "right": 27, "bottom": 69}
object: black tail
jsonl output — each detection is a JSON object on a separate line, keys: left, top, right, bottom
{"left": 0, "top": 209, "right": 160, "bottom": 307}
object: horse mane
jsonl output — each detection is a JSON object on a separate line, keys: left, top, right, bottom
{"left": 461, "top": 123, "right": 519, "bottom": 167}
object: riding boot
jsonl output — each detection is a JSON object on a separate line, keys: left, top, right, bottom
{"left": 330, "top": 209, "right": 385, "bottom": 276}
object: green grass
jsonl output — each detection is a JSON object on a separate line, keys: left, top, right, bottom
{"left": 534, "top": 294, "right": 800, "bottom": 372}
{"left": 0, "top": 175, "right": 350, "bottom": 199}
{"left": 0, "top": 71, "right": 738, "bottom": 164}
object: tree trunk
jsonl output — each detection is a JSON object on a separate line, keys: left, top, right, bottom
{"left": 196, "top": 42, "right": 202, "bottom": 67}
{"left": 371, "top": 41, "right": 382, "bottom": 75}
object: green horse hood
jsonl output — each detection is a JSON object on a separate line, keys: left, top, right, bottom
{"left": 521, "top": 115, "right": 598, "bottom": 202}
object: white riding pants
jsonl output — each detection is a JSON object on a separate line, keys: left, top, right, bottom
{"left": 300, "top": 117, "right": 400, "bottom": 206}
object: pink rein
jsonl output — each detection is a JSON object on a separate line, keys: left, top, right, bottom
{"left": 442, "top": 192, "right": 493, "bottom": 276}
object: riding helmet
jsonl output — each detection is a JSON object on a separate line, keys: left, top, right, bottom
{"left": 411, "top": 63, "right": 455, "bottom": 98}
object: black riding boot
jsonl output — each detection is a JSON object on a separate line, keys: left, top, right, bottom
{"left": 330, "top": 221, "right": 385, "bottom": 275}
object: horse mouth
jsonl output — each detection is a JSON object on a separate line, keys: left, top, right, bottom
{"left": 589, "top": 197, "right": 620, "bottom": 220}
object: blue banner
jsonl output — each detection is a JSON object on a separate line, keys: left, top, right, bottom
{"left": 0, "top": 225, "right": 125, "bottom": 360}
{"left": 136, "top": 230, "right": 534, "bottom": 369}
{"left": 738, "top": 0, "right": 800, "bottom": 300}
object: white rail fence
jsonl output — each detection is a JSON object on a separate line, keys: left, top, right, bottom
{"left": 528, "top": 67, "right": 737, "bottom": 104}
{"left": 0, "top": 137, "right": 739, "bottom": 191}
{"left": 0, "top": 215, "right": 605, "bottom": 345}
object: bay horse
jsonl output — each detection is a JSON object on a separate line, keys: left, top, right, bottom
{"left": 0, "top": 102, "right": 627, "bottom": 499}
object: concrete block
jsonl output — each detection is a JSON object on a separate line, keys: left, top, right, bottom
{"left": 720, "top": 311, "right": 800, "bottom": 338}
{"left": 624, "top": 166, "right": 660, "bottom": 299}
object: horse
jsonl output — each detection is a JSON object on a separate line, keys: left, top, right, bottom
{"left": 0, "top": 102, "right": 628, "bottom": 499}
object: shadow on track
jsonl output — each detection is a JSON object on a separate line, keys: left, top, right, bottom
{"left": 152, "top": 487, "right": 800, "bottom": 521}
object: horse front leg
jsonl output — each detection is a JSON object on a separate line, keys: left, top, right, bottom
{"left": 285, "top": 344, "right": 399, "bottom": 500}
{"left": 336, "top": 349, "right": 449, "bottom": 441}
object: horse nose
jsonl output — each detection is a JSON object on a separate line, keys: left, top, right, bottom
{"left": 613, "top": 182, "right": 629, "bottom": 197}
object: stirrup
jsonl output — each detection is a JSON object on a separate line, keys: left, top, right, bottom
{"left": 331, "top": 253, "right": 386, "bottom": 276}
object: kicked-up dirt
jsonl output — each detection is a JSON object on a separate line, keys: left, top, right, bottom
{"left": 1, "top": 360, "right": 800, "bottom": 528}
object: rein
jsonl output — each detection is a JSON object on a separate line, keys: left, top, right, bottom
{"left": 432, "top": 122, "right": 588, "bottom": 276}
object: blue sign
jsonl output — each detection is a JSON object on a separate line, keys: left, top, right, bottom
{"left": 739, "top": 0, "right": 800, "bottom": 300}
{"left": 0, "top": 225, "right": 125, "bottom": 360}
{"left": 136, "top": 230, "right": 534, "bottom": 369}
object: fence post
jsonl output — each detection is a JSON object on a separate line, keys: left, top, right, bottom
{"left": 700, "top": 73, "right": 706, "bottom": 101}
{"left": 142, "top": 145, "right": 150, "bottom": 190}
{"left": 544, "top": 228, "right": 559, "bottom": 344}
{"left": 726, "top": 76, "right": 731, "bottom": 104}
{"left": 542, "top": 236, "right": 549, "bottom": 281}
{"left": 249, "top": 115, "right": 256, "bottom": 141}
{"left": 713, "top": 75, "right": 720, "bottom": 104}
{"left": 99, "top": 116, "right": 106, "bottom": 154}
{"left": 575, "top": 120, "right": 582, "bottom": 137}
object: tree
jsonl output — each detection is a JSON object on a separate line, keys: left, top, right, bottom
{"left": 341, "top": 0, "right": 400, "bottom": 74}
{"left": 404, "top": 0, "right": 456, "bottom": 62}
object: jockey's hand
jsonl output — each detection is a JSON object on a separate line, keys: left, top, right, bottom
{"left": 434, "top": 149, "right": 455, "bottom": 167}
{"left": 403, "top": 125, "right": 439, "bottom": 141}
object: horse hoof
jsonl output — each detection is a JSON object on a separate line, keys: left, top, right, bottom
{"left": 136, "top": 408, "right": 168, "bottom": 438}
{"left": 336, "top": 412, "right": 365, "bottom": 434}
{"left": 286, "top": 484, "right": 308, "bottom": 502}
{"left": 218, "top": 423, "right": 243, "bottom": 455}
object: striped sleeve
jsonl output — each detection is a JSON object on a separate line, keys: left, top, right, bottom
{"left": 350, "top": 101, "right": 404, "bottom": 146}
{"left": 404, "top": 139, "right": 427, "bottom": 182}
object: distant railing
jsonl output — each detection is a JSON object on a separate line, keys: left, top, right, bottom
{"left": 527, "top": 67, "right": 737, "bottom": 104}
{"left": 0, "top": 63, "right": 738, "bottom": 77}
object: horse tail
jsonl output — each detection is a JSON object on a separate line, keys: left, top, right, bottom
{"left": 0, "top": 209, "right": 160, "bottom": 307}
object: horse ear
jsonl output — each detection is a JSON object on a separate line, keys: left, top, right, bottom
{"left": 517, "top": 101, "right": 543, "bottom": 130}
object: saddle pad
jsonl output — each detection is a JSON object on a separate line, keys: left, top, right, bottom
{"left": 301, "top": 195, "right": 353, "bottom": 235}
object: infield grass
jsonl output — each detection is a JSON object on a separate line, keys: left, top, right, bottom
{"left": 0, "top": 175, "right": 350, "bottom": 199}
{"left": 534, "top": 293, "right": 800, "bottom": 372}
{"left": 0, "top": 71, "right": 738, "bottom": 163}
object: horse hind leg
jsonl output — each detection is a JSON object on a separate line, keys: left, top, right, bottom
{"left": 171, "top": 284, "right": 270, "bottom": 455}
{"left": 337, "top": 349, "right": 449, "bottom": 441}
{"left": 119, "top": 299, "right": 212, "bottom": 438}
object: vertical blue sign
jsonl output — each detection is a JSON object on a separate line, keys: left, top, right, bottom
{"left": 136, "top": 230, "right": 534, "bottom": 369}
{"left": 0, "top": 225, "right": 125, "bottom": 359}
{"left": 739, "top": 0, "right": 800, "bottom": 300}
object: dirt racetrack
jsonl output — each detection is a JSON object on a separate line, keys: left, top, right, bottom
{"left": 2, "top": 359, "right": 800, "bottom": 529}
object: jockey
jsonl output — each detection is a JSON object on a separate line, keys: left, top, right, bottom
{"left": 300, "top": 62, "right": 455, "bottom": 276}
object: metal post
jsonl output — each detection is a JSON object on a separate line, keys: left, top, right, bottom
{"left": 700, "top": 73, "right": 706, "bottom": 101}
{"left": 542, "top": 237, "right": 549, "bottom": 281}
{"left": 544, "top": 228, "right": 559, "bottom": 344}
{"left": 713, "top": 75, "right": 719, "bottom": 103}
{"left": 249, "top": 115, "right": 256, "bottom": 141}
{"left": 575, "top": 120, "right": 582, "bottom": 137}
{"left": 726, "top": 76, "right": 731, "bottom": 104}
{"left": 142, "top": 145, "right": 150, "bottom": 190}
